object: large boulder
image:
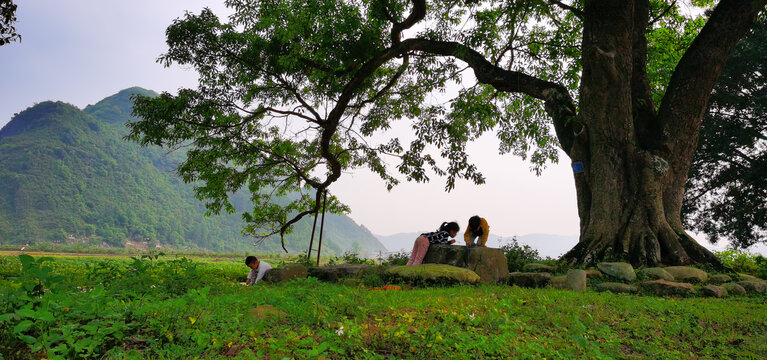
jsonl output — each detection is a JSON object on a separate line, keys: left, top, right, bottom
{"left": 662, "top": 266, "right": 708, "bottom": 283}
{"left": 637, "top": 267, "right": 675, "bottom": 281}
{"left": 263, "top": 263, "right": 308, "bottom": 283}
{"left": 641, "top": 280, "right": 695, "bottom": 296}
{"left": 737, "top": 281, "right": 767, "bottom": 294}
{"left": 709, "top": 274, "right": 732, "bottom": 285}
{"left": 595, "top": 282, "right": 639, "bottom": 294}
{"left": 701, "top": 285, "right": 728, "bottom": 298}
{"left": 723, "top": 283, "right": 748, "bottom": 296}
{"left": 597, "top": 262, "right": 636, "bottom": 282}
{"left": 509, "top": 272, "right": 551, "bottom": 288}
{"left": 522, "top": 263, "right": 555, "bottom": 273}
{"left": 309, "top": 264, "right": 374, "bottom": 282}
{"left": 385, "top": 264, "right": 480, "bottom": 284}
{"left": 422, "top": 244, "right": 509, "bottom": 284}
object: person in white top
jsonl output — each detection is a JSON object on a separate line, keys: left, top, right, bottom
{"left": 244, "top": 256, "right": 272, "bottom": 285}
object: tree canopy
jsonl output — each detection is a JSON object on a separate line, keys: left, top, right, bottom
{"left": 0, "top": 0, "right": 19, "bottom": 46}
{"left": 131, "top": 0, "right": 765, "bottom": 264}
{"left": 684, "top": 17, "right": 767, "bottom": 249}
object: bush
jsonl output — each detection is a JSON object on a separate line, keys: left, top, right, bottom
{"left": 376, "top": 250, "right": 410, "bottom": 266}
{"left": 328, "top": 251, "right": 375, "bottom": 266}
{"left": 715, "top": 249, "right": 767, "bottom": 278}
{"left": 500, "top": 237, "right": 542, "bottom": 272}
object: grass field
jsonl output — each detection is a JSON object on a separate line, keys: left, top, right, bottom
{"left": 1, "top": 253, "right": 766, "bottom": 359}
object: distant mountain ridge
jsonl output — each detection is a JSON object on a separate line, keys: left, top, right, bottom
{"left": 0, "top": 87, "right": 386, "bottom": 254}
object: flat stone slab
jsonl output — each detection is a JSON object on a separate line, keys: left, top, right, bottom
{"left": 737, "top": 273, "right": 761, "bottom": 281}
{"left": 423, "top": 244, "right": 509, "bottom": 284}
{"left": 386, "top": 264, "right": 480, "bottom": 284}
{"left": 522, "top": 263, "right": 555, "bottom": 273}
{"left": 701, "top": 285, "right": 728, "bottom": 298}
{"left": 709, "top": 274, "right": 732, "bottom": 285}
{"left": 723, "top": 283, "right": 747, "bottom": 296}
{"left": 663, "top": 266, "right": 708, "bottom": 283}
{"left": 309, "top": 264, "right": 374, "bottom": 281}
{"left": 737, "top": 281, "right": 766, "bottom": 294}
{"left": 584, "top": 269, "right": 603, "bottom": 278}
{"left": 263, "top": 263, "right": 308, "bottom": 283}
{"left": 638, "top": 267, "right": 675, "bottom": 281}
{"left": 597, "top": 262, "right": 636, "bottom": 282}
{"left": 509, "top": 272, "right": 551, "bottom": 288}
{"left": 595, "top": 282, "right": 639, "bottom": 294}
{"left": 641, "top": 280, "right": 695, "bottom": 296}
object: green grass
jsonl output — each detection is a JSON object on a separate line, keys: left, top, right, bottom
{"left": 1, "top": 254, "right": 765, "bottom": 359}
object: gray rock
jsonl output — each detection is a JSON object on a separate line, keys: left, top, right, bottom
{"left": 522, "top": 263, "right": 555, "bottom": 273}
{"left": 565, "top": 269, "right": 587, "bottom": 292}
{"left": 708, "top": 274, "right": 732, "bottom": 285}
{"left": 641, "top": 280, "right": 695, "bottom": 296}
{"left": 723, "top": 283, "right": 747, "bottom": 296}
{"left": 385, "top": 264, "right": 480, "bottom": 284}
{"left": 263, "top": 263, "right": 308, "bottom": 283}
{"left": 423, "top": 244, "right": 509, "bottom": 284}
{"left": 637, "top": 267, "right": 675, "bottom": 281}
{"left": 663, "top": 266, "right": 708, "bottom": 283}
{"left": 701, "top": 285, "right": 728, "bottom": 298}
{"left": 309, "top": 264, "right": 374, "bottom": 281}
{"left": 509, "top": 272, "right": 551, "bottom": 288}
{"left": 551, "top": 275, "right": 567, "bottom": 289}
{"left": 737, "top": 281, "right": 767, "bottom": 294}
{"left": 595, "top": 282, "right": 639, "bottom": 294}
{"left": 597, "top": 262, "right": 636, "bottom": 282}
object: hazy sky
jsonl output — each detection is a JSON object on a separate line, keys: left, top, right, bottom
{"left": 2, "top": 1, "right": 759, "bottom": 254}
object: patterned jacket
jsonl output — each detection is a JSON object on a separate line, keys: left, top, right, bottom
{"left": 422, "top": 230, "right": 452, "bottom": 244}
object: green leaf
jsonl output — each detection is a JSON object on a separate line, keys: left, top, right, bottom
{"left": 16, "top": 308, "right": 36, "bottom": 318}
{"left": 13, "top": 319, "right": 34, "bottom": 333}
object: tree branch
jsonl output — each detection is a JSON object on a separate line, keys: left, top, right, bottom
{"left": 548, "top": 0, "right": 584, "bottom": 19}
{"left": 400, "top": 38, "right": 579, "bottom": 154}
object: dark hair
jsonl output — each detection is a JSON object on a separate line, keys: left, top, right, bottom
{"left": 468, "top": 215, "right": 481, "bottom": 230}
{"left": 245, "top": 256, "right": 258, "bottom": 266}
{"left": 439, "top": 221, "right": 460, "bottom": 233}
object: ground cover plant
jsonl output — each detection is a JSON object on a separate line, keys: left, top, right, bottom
{"left": 1, "top": 254, "right": 766, "bottom": 359}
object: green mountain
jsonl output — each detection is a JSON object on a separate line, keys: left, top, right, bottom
{"left": 0, "top": 87, "right": 386, "bottom": 255}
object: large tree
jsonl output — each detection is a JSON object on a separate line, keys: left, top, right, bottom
{"left": 131, "top": 0, "right": 765, "bottom": 265}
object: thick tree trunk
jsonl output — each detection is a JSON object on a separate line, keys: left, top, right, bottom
{"left": 561, "top": 0, "right": 741, "bottom": 267}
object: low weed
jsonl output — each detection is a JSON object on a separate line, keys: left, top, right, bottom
{"left": 1, "top": 254, "right": 766, "bottom": 359}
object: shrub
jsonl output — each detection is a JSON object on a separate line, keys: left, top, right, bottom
{"left": 328, "top": 251, "right": 375, "bottom": 266}
{"left": 376, "top": 250, "right": 410, "bottom": 266}
{"left": 500, "top": 237, "right": 542, "bottom": 272}
{"left": 715, "top": 249, "right": 767, "bottom": 278}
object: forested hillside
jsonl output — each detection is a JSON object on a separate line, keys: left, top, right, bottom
{"left": 0, "top": 87, "right": 385, "bottom": 254}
